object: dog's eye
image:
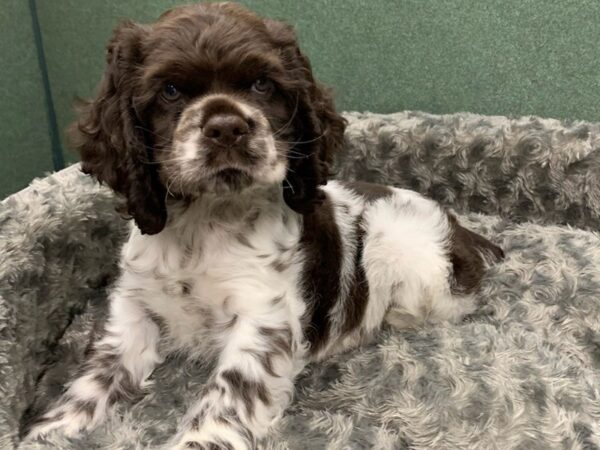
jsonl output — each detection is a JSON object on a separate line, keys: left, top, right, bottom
{"left": 163, "top": 83, "right": 181, "bottom": 101}
{"left": 251, "top": 77, "right": 273, "bottom": 94}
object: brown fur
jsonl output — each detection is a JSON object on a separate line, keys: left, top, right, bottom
{"left": 447, "top": 213, "right": 505, "bottom": 294}
{"left": 344, "top": 180, "right": 393, "bottom": 202}
{"left": 299, "top": 194, "right": 343, "bottom": 353}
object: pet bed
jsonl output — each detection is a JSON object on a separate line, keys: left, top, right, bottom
{"left": 2, "top": 111, "right": 600, "bottom": 449}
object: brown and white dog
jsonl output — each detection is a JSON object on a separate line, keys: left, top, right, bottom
{"left": 27, "top": 3, "right": 503, "bottom": 448}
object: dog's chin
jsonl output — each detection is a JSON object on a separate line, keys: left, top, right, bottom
{"left": 210, "top": 168, "right": 254, "bottom": 194}
{"left": 167, "top": 160, "right": 287, "bottom": 198}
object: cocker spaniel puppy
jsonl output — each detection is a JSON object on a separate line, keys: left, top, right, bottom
{"left": 28, "top": 2, "right": 503, "bottom": 448}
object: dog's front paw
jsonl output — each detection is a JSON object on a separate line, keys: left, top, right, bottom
{"left": 171, "top": 438, "right": 239, "bottom": 450}
{"left": 169, "top": 423, "right": 254, "bottom": 450}
{"left": 24, "top": 398, "right": 101, "bottom": 440}
{"left": 169, "top": 432, "right": 245, "bottom": 450}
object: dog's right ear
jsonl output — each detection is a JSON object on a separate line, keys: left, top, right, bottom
{"left": 263, "top": 18, "right": 347, "bottom": 215}
{"left": 70, "top": 21, "right": 167, "bottom": 235}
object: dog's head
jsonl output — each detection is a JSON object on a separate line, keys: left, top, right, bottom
{"left": 72, "top": 2, "right": 346, "bottom": 234}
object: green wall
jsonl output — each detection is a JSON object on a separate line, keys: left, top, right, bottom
{"left": 4, "top": 0, "right": 600, "bottom": 197}
{"left": 0, "top": 0, "right": 54, "bottom": 199}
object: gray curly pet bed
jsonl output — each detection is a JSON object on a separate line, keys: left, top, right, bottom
{"left": 3, "top": 111, "right": 600, "bottom": 449}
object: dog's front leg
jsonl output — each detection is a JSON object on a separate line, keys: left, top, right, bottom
{"left": 25, "top": 293, "right": 162, "bottom": 438}
{"left": 172, "top": 316, "right": 304, "bottom": 450}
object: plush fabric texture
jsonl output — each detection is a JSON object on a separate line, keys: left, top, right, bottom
{"left": 339, "top": 111, "right": 600, "bottom": 230}
{"left": 2, "top": 111, "right": 600, "bottom": 449}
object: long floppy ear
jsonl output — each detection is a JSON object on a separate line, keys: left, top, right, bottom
{"left": 265, "top": 20, "right": 347, "bottom": 214}
{"left": 70, "top": 21, "right": 167, "bottom": 235}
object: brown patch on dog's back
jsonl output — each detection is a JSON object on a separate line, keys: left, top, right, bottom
{"left": 447, "top": 213, "right": 504, "bottom": 295}
{"left": 344, "top": 180, "right": 393, "bottom": 202}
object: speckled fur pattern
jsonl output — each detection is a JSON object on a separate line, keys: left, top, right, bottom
{"left": 5, "top": 111, "right": 600, "bottom": 449}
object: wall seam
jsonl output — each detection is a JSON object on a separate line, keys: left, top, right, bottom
{"left": 28, "top": 0, "right": 65, "bottom": 171}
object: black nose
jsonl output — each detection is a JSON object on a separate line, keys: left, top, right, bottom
{"left": 202, "top": 114, "right": 250, "bottom": 147}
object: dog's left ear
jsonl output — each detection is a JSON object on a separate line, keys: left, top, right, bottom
{"left": 265, "top": 19, "right": 347, "bottom": 214}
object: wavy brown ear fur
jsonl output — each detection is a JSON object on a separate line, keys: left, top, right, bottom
{"left": 70, "top": 21, "right": 167, "bottom": 235}
{"left": 265, "top": 19, "right": 347, "bottom": 214}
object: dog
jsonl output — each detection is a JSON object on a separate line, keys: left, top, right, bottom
{"left": 27, "top": 3, "right": 504, "bottom": 448}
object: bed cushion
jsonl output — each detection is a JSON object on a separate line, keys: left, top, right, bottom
{"left": 3, "top": 111, "right": 600, "bottom": 449}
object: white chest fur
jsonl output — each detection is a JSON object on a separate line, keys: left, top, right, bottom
{"left": 113, "top": 188, "right": 307, "bottom": 358}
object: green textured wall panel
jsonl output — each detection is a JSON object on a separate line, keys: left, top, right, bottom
{"left": 38, "top": 0, "right": 600, "bottom": 158}
{"left": 0, "top": 0, "right": 54, "bottom": 199}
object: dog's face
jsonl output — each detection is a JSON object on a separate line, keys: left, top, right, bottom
{"left": 147, "top": 6, "right": 300, "bottom": 196}
{"left": 73, "top": 2, "right": 346, "bottom": 234}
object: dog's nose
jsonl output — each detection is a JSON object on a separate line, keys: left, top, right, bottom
{"left": 202, "top": 114, "right": 250, "bottom": 147}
